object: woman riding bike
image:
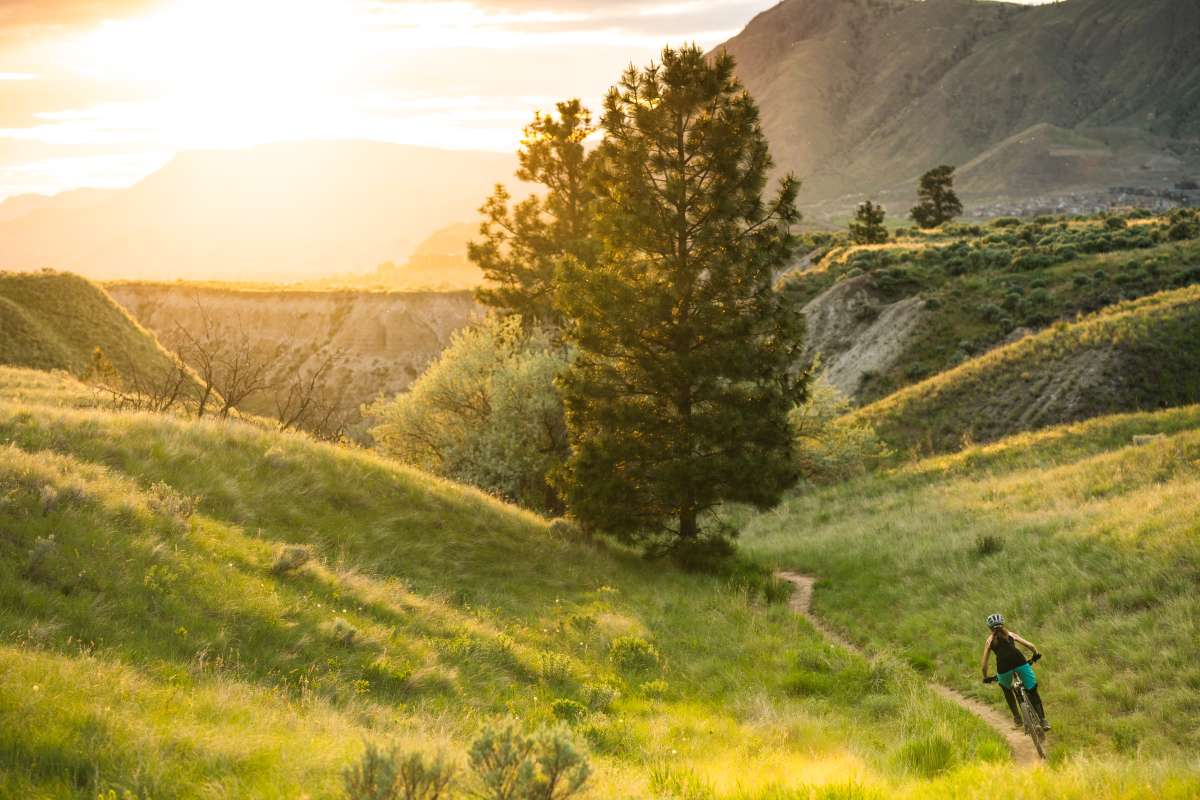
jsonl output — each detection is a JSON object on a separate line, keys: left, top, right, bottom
{"left": 980, "top": 613, "right": 1050, "bottom": 731}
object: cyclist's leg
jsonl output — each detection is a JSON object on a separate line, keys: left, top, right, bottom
{"left": 996, "top": 669, "right": 1022, "bottom": 725}
{"left": 1017, "top": 664, "right": 1049, "bottom": 728}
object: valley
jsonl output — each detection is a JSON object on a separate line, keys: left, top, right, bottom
{"left": 2, "top": 0, "right": 1199, "bottom": 796}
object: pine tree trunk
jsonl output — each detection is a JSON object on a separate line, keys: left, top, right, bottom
{"left": 679, "top": 501, "right": 698, "bottom": 542}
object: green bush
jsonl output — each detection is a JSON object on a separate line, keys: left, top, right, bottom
{"left": 581, "top": 681, "right": 619, "bottom": 712}
{"left": 469, "top": 721, "right": 590, "bottom": 800}
{"left": 365, "top": 315, "right": 569, "bottom": 513}
{"left": 343, "top": 745, "right": 456, "bottom": 800}
{"left": 343, "top": 723, "right": 590, "bottom": 800}
{"left": 271, "top": 544, "right": 311, "bottom": 574}
{"left": 639, "top": 679, "right": 670, "bottom": 699}
{"left": 974, "top": 534, "right": 1004, "bottom": 557}
{"left": 790, "top": 377, "right": 891, "bottom": 483}
{"left": 608, "top": 636, "right": 661, "bottom": 673}
{"left": 551, "top": 698, "right": 587, "bottom": 724}
{"left": 1168, "top": 220, "right": 1199, "bottom": 241}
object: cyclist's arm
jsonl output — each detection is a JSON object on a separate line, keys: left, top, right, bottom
{"left": 980, "top": 634, "right": 994, "bottom": 678}
{"left": 1010, "top": 632, "right": 1040, "bottom": 656}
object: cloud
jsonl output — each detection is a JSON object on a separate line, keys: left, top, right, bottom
{"left": 0, "top": 0, "right": 155, "bottom": 30}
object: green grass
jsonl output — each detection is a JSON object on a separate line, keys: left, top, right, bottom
{"left": 844, "top": 285, "right": 1200, "bottom": 455}
{"left": 743, "top": 404, "right": 1200, "bottom": 765}
{"left": 0, "top": 271, "right": 187, "bottom": 386}
{"left": 782, "top": 214, "right": 1200, "bottom": 402}
{"left": 0, "top": 367, "right": 1017, "bottom": 799}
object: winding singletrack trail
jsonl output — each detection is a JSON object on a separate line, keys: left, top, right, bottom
{"left": 775, "top": 571, "right": 1039, "bottom": 765}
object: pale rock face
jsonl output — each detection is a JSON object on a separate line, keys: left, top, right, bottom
{"left": 801, "top": 274, "right": 927, "bottom": 397}
{"left": 107, "top": 284, "right": 481, "bottom": 424}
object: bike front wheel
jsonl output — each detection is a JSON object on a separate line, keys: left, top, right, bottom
{"left": 1020, "top": 696, "right": 1047, "bottom": 759}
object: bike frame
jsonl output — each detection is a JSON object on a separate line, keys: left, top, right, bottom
{"left": 1010, "top": 671, "right": 1047, "bottom": 759}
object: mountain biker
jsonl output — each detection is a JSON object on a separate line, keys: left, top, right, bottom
{"left": 980, "top": 613, "right": 1050, "bottom": 731}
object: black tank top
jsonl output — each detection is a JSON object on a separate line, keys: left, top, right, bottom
{"left": 991, "top": 633, "right": 1027, "bottom": 673}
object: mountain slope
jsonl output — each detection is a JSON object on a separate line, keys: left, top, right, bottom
{"left": 0, "top": 141, "right": 518, "bottom": 282}
{"left": 719, "top": 0, "right": 1200, "bottom": 215}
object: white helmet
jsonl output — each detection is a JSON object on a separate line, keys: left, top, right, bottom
{"left": 986, "top": 613, "right": 1005, "bottom": 629}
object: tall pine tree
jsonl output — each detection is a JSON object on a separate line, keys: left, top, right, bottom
{"left": 469, "top": 100, "right": 598, "bottom": 327}
{"left": 556, "top": 46, "right": 806, "bottom": 554}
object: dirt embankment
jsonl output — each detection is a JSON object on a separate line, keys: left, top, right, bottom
{"left": 801, "top": 275, "right": 927, "bottom": 398}
{"left": 107, "top": 283, "right": 481, "bottom": 423}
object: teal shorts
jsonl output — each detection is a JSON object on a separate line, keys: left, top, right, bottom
{"left": 997, "top": 663, "right": 1037, "bottom": 691}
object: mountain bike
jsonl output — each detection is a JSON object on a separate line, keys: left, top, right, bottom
{"left": 985, "top": 653, "right": 1047, "bottom": 760}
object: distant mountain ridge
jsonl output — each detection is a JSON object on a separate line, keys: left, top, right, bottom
{"left": 0, "top": 141, "right": 518, "bottom": 281}
{"left": 719, "top": 0, "right": 1200, "bottom": 217}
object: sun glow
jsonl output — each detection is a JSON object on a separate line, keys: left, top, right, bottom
{"left": 58, "top": 0, "right": 369, "bottom": 146}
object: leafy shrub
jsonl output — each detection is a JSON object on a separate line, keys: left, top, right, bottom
{"left": 146, "top": 481, "right": 200, "bottom": 527}
{"left": 343, "top": 745, "right": 456, "bottom": 800}
{"left": 366, "top": 315, "right": 569, "bottom": 513}
{"left": 991, "top": 217, "right": 1021, "bottom": 228}
{"left": 23, "top": 534, "right": 57, "bottom": 582}
{"left": 1105, "top": 216, "right": 1128, "bottom": 230}
{"left": 535, "top": 652, "right": 575, "bottom": 685}
{"left": 271, "top": 544, "right": 311, "bottom": 574}
{"left": 638, "top": 679, "right": 670, "bottom": 699}
{"left": 974, "top": 534, "right": 1004, "bottom": 557}
{"left": 328, "top": 618, "right": 360, "bottom": 647}
{"left": 1168, "top": 220, "right": 1199, "bottom": 241}
{"left": 469, "top": 722, "right": 590, "bottom": 800}
{"left": 608, "top": 636, "right": 661, "bottom": 673}
{"left": 979, "top": 304, "right": 1006, "bottom": 324}
{"left": 142, "top": 564, "right": 180, "bottom": 595}
{"left": 551, "top": 698, "right": 587, "bottom": 724}
{"left": 791, "top": 377, "right": 892, "bottom": 483}
{"left": 547, "top": 517, "right": 584, "bottom": 542}
{"left": 581, "top": 681, "right": 618, "bottom": 712}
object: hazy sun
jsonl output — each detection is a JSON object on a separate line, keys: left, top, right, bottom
{"left": 61, "top": 0, "right": 369, "bottom": 146}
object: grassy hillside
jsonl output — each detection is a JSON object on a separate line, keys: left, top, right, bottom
{"left": 785, "top": 213, "right": 1200, "bottom": 402}
{"left": 744, "top": 405, "right": 1200, "bottom": 763}
{"left": 843, "top": 285, "right": 1200, "bottom": 454}
{"left": 1, "top": 366, "right": 1033, "bottom": 799}
{"left": 0, "top": 271, "right": 186, "bottom": 386}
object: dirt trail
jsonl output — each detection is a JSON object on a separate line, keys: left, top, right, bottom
{"left": 775, "top": 571, "right": 1039, "bottom": 765}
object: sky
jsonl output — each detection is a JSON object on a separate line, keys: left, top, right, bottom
{"left": 0, "top": 0, "right": 790, "bottom": 200}
{"left": 0, "top": 0, "right": 1056, "bottom": 202}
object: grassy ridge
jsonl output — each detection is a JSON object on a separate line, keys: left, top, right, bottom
{"left": 0, "top": 271, "right": 185, "bottom": 384}
{"left": 844, "top": 285, "right": 1200, "bottom": 454}
{"left": 744, "top": 405, "right": 1200, "bottom": 761}
{"left": 784, "top": 217, "right": 1200, "bottom": 402}
{"left": 0, "top": 368, "right": 1014, "bottom": 799}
